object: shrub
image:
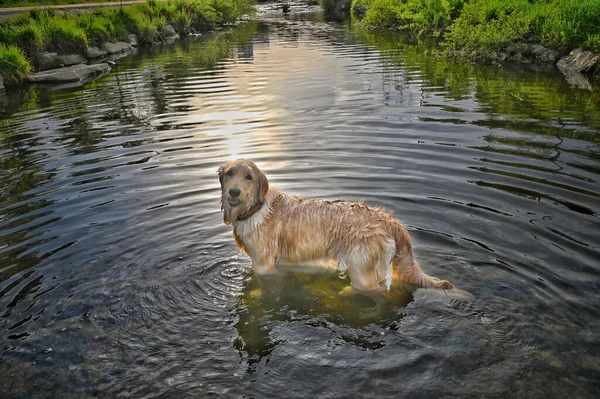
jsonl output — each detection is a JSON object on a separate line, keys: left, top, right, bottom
{"left": 42, "top": 17, "right": 88, "bottom": 54}
{"left": 354, "top": 0, "right": 464, "bottom": 36}
{"left": 442, "top": 0, "right": 532, "bottom": 62}
{"left": 76, "top": 13, "right": 115, "bottom": 45}
{"left": 0, "top": 43, "right": 32, "bottom": 86}
{"left": 13, "top": 22, "right": 45, "bottom": 58}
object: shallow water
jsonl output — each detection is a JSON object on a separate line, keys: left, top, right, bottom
{"left": 1, "top": 15, "right": 600, "bottom": 398}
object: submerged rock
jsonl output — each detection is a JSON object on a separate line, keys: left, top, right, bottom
{"left": 26, "top": 63, "right": 111, "bottom": 85}
{"left": 101, "top": 41, "right": 134, "bottom": 55}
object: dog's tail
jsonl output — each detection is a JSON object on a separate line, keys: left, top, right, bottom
{"left": 391, "top": 222, "right": 453, "bottom": 290}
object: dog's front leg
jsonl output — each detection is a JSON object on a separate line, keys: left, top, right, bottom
{"left": 251, "top": 256, "right": 277, "bottom": 276}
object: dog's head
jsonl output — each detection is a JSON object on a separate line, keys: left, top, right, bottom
{"left": 218, "top": 159, "right": 269, "bottom": 225}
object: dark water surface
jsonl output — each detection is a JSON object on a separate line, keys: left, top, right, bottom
{"left": 1, "top": 15, "right": 600, "bottom": 398}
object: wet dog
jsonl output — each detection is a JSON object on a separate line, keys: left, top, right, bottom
{"left": 218, "top": 159, "right": 452, "bottom": 294}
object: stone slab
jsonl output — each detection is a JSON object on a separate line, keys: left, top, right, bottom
{"left": 25, "top": 63, "right": 111, "bottom": 84}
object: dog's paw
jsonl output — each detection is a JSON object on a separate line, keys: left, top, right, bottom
{"left": 338, "top": 286, "right": 355, "bottom": 297}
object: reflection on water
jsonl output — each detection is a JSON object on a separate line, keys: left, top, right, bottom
{"left": 1, "top": 15, "right": 599, "bottom": 398}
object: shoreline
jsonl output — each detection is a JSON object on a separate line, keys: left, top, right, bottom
{"left": 1, "top": 0, "right": 599, "bottom": 94}
{"left": 350, "top": 0, "right": 600, "bottom": 88}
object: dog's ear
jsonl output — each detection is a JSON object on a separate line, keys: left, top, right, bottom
{"left": 218, "top": 165, "right": 229, "bottom": 225}
{"left": 258, "top": 168, "right": 269, "bottom": 204}
{"left": 217, "top": 164, "right": 225, "bottom": 187}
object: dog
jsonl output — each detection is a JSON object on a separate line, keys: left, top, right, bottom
{"left": 218, "top": 159, "right": 453, "bottom": 294}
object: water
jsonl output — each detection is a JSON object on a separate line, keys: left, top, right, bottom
{"left": 1, "top": 15, "right": 599, "bottom": 398}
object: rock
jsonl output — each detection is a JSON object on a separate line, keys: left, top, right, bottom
{"left": 557, "top": 48, "right": 599, "bottom": 73}
{"left": 127, "top": 34, "right": 138, "bottom": 47}
{"left": 100, "top": 41, "right": 134, "bottom": 55}
{"left": 163, "top": 24, "right": 178, "bottom": 39}
{"left": 56, "top": 54, "right": 86, "bottom": 67}
{"left": 26, "top": 63, "right": 111, "bottom": 84}
{"left": 528, "top": 44, "right": 559, "bottom": 63}
{"left": 559, "top": 69, "right": 592, "bottom": 90}
{"left": 353, "top": 2, "right": 367, "bottom": 16}
{"left": 85, "top": 46, "right": 107, "bottom": 59}
{"left": 36, "top": 52, "right": 60, "bottom": 71}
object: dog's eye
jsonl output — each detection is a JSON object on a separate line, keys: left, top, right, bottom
{"left": 226, "top": 170, "right": 233, "bottom": 177}
{"left": 246, "top": 175, "right": 252, "bottom": 181}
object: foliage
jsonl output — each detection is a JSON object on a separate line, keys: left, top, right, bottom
{"left": 0, "top": 0, "right": 122, "bottom": 6}
{"left": 353, "top": 0, "right": 600, "bottom": 62}
{"left": 352, "top": 0, "right": 465, "bottom": 36}
{"left": 0, "top": 43, "right": 31, "bottom": 86}
{"left": 0, "top": 0, "right": 255, "bottom": 80}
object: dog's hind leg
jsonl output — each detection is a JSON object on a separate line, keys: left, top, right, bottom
{"left": 343, "top": 247, "right": 386, "bottom": 294}
{"left": 392, "top": 255, "right": 453, "bottom": 290}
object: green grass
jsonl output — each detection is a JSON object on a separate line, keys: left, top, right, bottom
{"left": 0, "top": 0, "right": 254, "bottom": 85}
{"left": 0, "top": 43, "right": 31, "bottom": 86}
{"left": 353, "top": 0, "right": 600, "bottom": 62}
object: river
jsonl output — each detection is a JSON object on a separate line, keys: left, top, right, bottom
{"left": 1, "top": 13, "right": 599, "bottom": 398}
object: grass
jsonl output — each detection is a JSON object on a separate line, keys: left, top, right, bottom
{"left": 0, "top": 0, "right": 124, "bottom": 7}
{"left": 0, "top": 0, "right": 255, "bottom": 85}
{"left": 0, "top": 43, "right": 31, "bottom": 86}
{"left": 352, "top": 0, "right": 600, "bottom": 63}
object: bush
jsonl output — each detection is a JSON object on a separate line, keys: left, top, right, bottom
{"left": 0, "top": 0, "right": 256, "bottom": 81}
{"left": 0, "top": 43, "right": 32, "bottom": 86}
{"left": 353, "top": 0, "right": 464, "bottom": 36}
{"left": 443, "top": 0, "right": 532, "bottom": 62}
{"left": 355, "top": 0, "right": 600, "bottom": 61}
{"left": 13, "top": 22, "right": 45, "bottom": 58}
{"left": 76, "top": 13, "right": 115, "bottom": 46}
{"left": 42, "top": 17, "right": 88, "bottom": 54}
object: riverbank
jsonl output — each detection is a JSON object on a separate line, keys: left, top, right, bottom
{"left": 351, "top": 0, "right": 600, "bottom": 81}
{"left": 0, "top": 0, "right": 254, "bottom": 89}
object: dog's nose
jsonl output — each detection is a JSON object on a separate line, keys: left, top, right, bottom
{"left": 229, "top": 186, "right": 241, "bottom": 198}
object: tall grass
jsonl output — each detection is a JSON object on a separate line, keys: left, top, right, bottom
{"left": 0, "top": 43, "right": 31, "bottom": 86}
{"left": 353, "top": 0, "right": 600, "bottom": 62}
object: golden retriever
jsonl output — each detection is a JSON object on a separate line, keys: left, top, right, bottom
{"left": 218, "top": 159, "right": 452, "bottom": 294}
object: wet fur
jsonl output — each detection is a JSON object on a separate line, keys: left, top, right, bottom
{"left": 218, "top": 159, "right": 452, "bottom": 293}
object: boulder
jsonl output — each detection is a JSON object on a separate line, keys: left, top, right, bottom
{"left": 557, "top": 48, "right": 599, "bottom": 73}
{"left": 25, "top": 63, "right": 111, "bottom": 84}
{"left": 100, "top": 41, "right": 134, "bottom": 55}
{"left": 85, "top": 46, "right": 107, "bottom": 59}
{"left": 528, "top": 44, "right": 560, "bottom": 64}
{"left": 36, "top": 52, "right": 60, "bottom": 71}
{"left": 162, "top": 24, "right": 179, "bottom": 39}
{"left": 127, "top": 34, "right": 138, "bottom": 47}
{"left": 56, "top": 54, "right": 87, "bottom": 67}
